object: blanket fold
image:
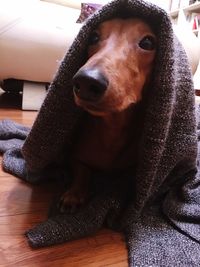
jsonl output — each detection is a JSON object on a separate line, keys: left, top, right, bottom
{"left": 1, "top": 0, "right": 200, "bottom": 266}
{"left": 26, "top": 189, "right": 125, "bottom": 248}
{"left": 126, "top": 210, "right": 200, "bottom": 266}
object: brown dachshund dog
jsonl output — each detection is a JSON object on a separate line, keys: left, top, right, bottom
{"left": 59, "top": 18, "right": 156, "bottom": 212}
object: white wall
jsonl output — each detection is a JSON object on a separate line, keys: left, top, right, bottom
{"left": 145, "top": 0, "right": 170, "bottom": 11}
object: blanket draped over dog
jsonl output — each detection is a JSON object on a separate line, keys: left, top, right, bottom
{"left": 1, "top": 0, "right": 200, "bottom": 265}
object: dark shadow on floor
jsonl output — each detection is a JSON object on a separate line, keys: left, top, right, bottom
{"left": 0, "top": 90, "right": 22, "bottom": 109}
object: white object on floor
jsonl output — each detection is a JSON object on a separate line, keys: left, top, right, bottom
{"left": 194, "top": 59, "right": 200, "bottom": 90}
{"left": 22, "top": 82, "right": 46, "bottom": 110}
{"left": 0, "top": 0, "right": 81, "bottom": 83}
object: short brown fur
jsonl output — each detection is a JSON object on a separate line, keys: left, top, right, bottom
{"left": 60, "top": 18, "right": 156, "bottom": 211}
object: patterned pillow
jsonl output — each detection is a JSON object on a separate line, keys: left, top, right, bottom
{"left": 76, "top": 3, "right": 102, "bottom": 23}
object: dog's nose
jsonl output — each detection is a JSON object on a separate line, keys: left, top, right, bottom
{"left": 72, "top": 68, "right": 108, "bottom": 101}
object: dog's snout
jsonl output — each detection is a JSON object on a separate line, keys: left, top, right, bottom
{"left": 73, "top": 69, "right": 109, "bottom": 101}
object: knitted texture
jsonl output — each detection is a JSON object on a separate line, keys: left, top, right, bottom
{"left": 0, "top": 0, "right": 200, "bottom": 266}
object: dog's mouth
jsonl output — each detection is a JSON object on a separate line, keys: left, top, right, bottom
{"left": 74, "top": 94, "right": 108, "bottom": 116}
{"left": 74, "top": 93, "right": 136, "bottom": 116}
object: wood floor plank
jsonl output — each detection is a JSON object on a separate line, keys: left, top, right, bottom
{"left": 0, "top": 110, "right": 37, "bottom": 126}
{"left": 0, "top": 107, "right": 128, "bottom": 267}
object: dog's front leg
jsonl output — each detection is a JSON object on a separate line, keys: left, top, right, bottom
{"left": 59, "top": 161, "right": 91, "bottom": 213}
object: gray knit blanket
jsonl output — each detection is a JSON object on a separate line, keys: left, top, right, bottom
{"left": 1, "top": 0, "right": 200, "bottom": 266}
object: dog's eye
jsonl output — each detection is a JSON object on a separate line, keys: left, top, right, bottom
{"left": 139, "top": 36, "right": 156, "bottom": 51}
{"left": 88, "top": 31, "right": 100, "bottom": 45}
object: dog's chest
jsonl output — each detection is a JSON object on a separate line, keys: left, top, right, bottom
{"left": 72, "top": 117, "right": 139, "bottom": 171}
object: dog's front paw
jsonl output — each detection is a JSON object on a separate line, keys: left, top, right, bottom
{"left": 58, "top": 189, "right": 87, "bottom": 213}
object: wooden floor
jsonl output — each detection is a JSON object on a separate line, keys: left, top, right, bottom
{"left": 0, "top": 94, "right": 128, "bottom": 266}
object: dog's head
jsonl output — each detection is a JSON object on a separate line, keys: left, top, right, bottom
{"left": 73, "top": 18, "right": 156, "bottom": 116}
